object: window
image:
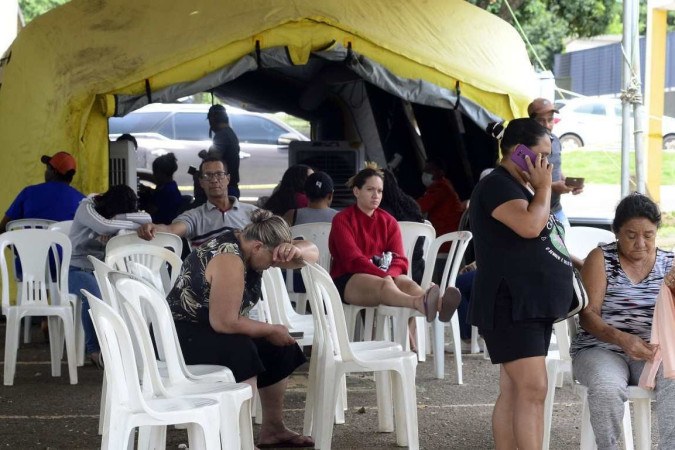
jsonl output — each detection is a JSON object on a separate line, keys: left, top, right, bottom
{"left": 574, "top": 103, "right": 606, "bottom": 116}
{"left": 173, "top": 113, "right": 211, "bottom": 141}
{"left": 108, "top": 112, "right": 167, "bottom": 134}
{"left": 230, "top": 115, "right": 287, "bottom": 144}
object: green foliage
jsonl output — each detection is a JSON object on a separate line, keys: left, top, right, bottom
{"left": 19, "top": 0, "right": 69, "bottom": 23}
{"left": 562, "top": 150, "right": 675, "bottom": 185}
{"left": 468, "top": 0, "right": 619, "bottom": 70}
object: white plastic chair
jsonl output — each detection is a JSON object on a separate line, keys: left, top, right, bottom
{"left": 90, "top": 260, "right": 236, "bottom": 435}
{"left": 47, "top": 220, "right": 84, "bottom": 365}
{"left": 375, "top": 221, "right": 436, "bottom": 362}
{"left": 105, "top": 243, "right": 183, "bottom": 295}
{"left": 289, "top": 222, "right": 333, "bottom": 314}
{"left": 112, "top": 277, "right": 254, "bottom": 450}
{"left": 543, "top": 317, "right": 654, "bottom": 450}
{"left": 564, "top": 226, "right": 615, "bottom": 259}
{"left": 84, "top": 291, "right": 222, "bottom": 450}
{"left": 301, "top": 262, "right": 419, "bottom": 450}
{"left": 262, "top": 267, "right": 314, "bottom": 348}
{"left": 426, "top": 231, "right": 473, "bottom": 382}
{"left": 6, "top": 219, "right": 56, "bottom": 344}
{"left": 106, "top": 231, "right": 183, "bottom": 258}
{"left": 0, "top": 229, "right": 78, "bottom": 385}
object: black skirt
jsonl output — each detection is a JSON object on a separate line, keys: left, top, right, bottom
{"left": 175, "top": 321, "right": 306, "bottom": 388}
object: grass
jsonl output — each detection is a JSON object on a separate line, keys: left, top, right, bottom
{"left": 562, "top": 149, "right": 675, "bottom": 184}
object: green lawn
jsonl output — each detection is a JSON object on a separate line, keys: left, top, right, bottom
{"left": 562, "top": 150, "right": 675, "bottom": 185}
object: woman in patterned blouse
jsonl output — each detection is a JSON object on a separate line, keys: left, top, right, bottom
{"left": 167, "top": 209, "right": 318, "bottom": 448}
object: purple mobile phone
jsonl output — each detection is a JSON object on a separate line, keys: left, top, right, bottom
{"left": 510, "top": 144, "right": 538, "bottom": 172}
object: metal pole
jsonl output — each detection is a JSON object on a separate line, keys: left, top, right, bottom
{"left": 631, "top": 0, "right": 646, "bottom": 194}
{"left": 621, "top": 0, "right": 633, "bottom": 198}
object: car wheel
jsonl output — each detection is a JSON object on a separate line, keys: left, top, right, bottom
{"left": 560, "top": 134, "right": 583, "bottom": 151}
{"left": 663, "top": 134, "right": 675, "bottom": 151}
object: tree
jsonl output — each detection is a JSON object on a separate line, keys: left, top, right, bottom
{"left": 19, "top": 0, "right": 69, "bottom": 23}
{"left": 469, "top": 0, "right": 619, "bottom": 70}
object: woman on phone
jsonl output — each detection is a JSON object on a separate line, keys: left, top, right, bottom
{"left": 469, "top": 118, "right": 573, "bottom": 449}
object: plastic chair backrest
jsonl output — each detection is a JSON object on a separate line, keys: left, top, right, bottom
{"left": 261, "top": 267, "right": 298, "bottom": 327}
{"left": 565, "top": 226, "right": 615, "bottom": 259}
{"left": 88, "top": 256, "right": 119, "bottom": 311}
{"left": 6, "top": 219, "right": 56, "bottom": 231}
{"left": 105, "top": 244, "right": 183, "bottom": 295}
{"left": 84, "top": 291, "right": 153, "bottom": 413}
{"left": 111, "top": 274, "right": 194, "bottom": 386}
{"left": 398, "top": 221, "right": 436, "bottom": 279}
{"left": 0, "top": 229, "right": 71, "bottom": 308}
{"left": 290, "top": 222, "right": 332, "bottom": 271}
{"left": 302, "top": 262, "right": 354, "bottom": 362}
{"left": 48, "top": 220, "right": 74, "bottom": 236}
{"left": 106, "top": 232, "right": 183, "bottom": 258}
{"left": 421, "top": 231, "right": 473, "bottom": 291}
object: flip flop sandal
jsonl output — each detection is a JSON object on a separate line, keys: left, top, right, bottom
{"left": 438, "top": 286, "right": 461, "bottom": 322}
{"left": 423, "top": 284, "right": 441, "bottom": 322}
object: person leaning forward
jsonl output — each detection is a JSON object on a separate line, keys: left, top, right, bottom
{"left": 137, "top": 156, "right": 257, "bottom": 248}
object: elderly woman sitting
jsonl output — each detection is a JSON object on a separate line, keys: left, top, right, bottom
{"left": 571, "top": 193, "right": 675, "bottom": 449}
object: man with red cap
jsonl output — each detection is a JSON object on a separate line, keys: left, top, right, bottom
{"left": 527, "top": 98, "right": 583, "bottom": 227}
{"left": 0, "top": 151, "right": 85, "bottom": 231}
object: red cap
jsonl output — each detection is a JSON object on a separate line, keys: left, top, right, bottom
{"left": 41, "top": 152, "right": 77, "bottom": 175}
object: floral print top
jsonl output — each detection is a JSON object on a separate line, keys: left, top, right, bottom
{"left": 167, "top": 228, "right": 262, "bottom": 324}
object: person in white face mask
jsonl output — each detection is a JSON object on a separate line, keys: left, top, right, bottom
{"left": 416, "top": 159, "right": 466, "bottom": 243}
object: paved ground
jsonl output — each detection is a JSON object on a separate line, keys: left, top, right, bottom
{"left": 0, "top": 322, "right": 659, "bottom": 449}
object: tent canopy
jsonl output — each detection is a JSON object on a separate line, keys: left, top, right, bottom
{"left": 0, "top": 0, "right": 537, "bottom": 204}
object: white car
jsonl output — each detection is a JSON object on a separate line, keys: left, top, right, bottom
{"left": 109, "top": 103, "right": 308, "bottom": 191}
{"left": 552, "top": 97, "right": 675, "bottom": 151}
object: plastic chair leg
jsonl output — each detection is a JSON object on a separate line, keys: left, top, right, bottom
{"left": 632, "top": 397, "right": 651, "bottom": 450}
{"left": 374, "top": 371, "right": 394, "bottom": 432}
{"left": 363, "top": 308, "right": 375, "bottom": 341}
{"left": 23, "top": 316, "right": 32, "bottom": 344}
{"left": 414, "top": 316, "right": 426, "bottom": 362}
{"left": 450, "top": 313, "right": 463, "bottom": 384}
{"left": 99, "top": 372, "right": 108, "bottom": 435}
{"left": 622, "top": 402, "right": 634, "bottom": 450}
{"left": 543, "top": 359, "right": 558, "bottom": 450}
{"left": 48, "top": 316, "right": 63, "bottom": 377}
{"left": 3, "top": 311, "right": 21, "bottom": 386}
{"left": 432, "top": 319, "right": 445, "bottom": 379}
{"left": 470, "top": 326, "right": 481, "bottom": 354}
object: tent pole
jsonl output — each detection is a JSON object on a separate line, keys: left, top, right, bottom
{"left": 620, "top": 0, "right": 634, "bottom": 198}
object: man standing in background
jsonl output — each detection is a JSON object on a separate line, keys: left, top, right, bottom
{"left": 527, "top": 98, "right": 583, "bottom": 227}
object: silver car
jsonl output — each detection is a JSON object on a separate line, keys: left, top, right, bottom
{"left": 552, "top": 97, "right": 675, "bottom": 151}
{"left": 109, "top": 103, "right": 308, "bottom": 194}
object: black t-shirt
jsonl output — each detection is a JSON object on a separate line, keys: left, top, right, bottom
{"left": 469, "top": 166, "right": 573, "bottom": 329}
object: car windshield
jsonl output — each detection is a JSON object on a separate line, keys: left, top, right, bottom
{"left": 109, "top": 112, "right": 167, "bottom": 135}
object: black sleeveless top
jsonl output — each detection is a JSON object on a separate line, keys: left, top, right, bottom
{"left": 168, "top": 228, "right": 262, "bottom": 324}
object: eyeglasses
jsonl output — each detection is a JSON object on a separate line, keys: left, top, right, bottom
{"left": 199, "top": 171, "right": 228, "bottom": 181}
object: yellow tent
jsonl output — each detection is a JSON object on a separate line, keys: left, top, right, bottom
{"left": 0, "top": 0, "right": 537, "bottom": 205}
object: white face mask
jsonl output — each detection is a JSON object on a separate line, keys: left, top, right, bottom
{"left": 421, "top": 172, "right": 434, "bottom": 187}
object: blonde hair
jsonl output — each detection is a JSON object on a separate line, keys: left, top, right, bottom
{"left": 346, "top": 162, "right": 384, "bottom": 189}
{"left": 241, "top": 209, "right": 292, "bottom": 248}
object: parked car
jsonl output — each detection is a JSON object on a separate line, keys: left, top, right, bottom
{"left": 552, "top": 97, "right": 675, "bottom": 151}
{"left": 109, "top": 103, "right": 309, "bottom": 192}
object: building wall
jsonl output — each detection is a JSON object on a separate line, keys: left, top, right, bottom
{"left": 554, "top": 33, "right": 675, "bottom": 116}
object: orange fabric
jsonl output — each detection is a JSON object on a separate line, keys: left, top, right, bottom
{"left": 638, "top": 284, "right": 675, "bottom": 389}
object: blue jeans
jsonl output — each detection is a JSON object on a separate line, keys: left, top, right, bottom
{"left": 456, "top": 270, "right": 476, "bottom": 340}
{"left": 68, "top": 267, "right": 101, "bottom": 354}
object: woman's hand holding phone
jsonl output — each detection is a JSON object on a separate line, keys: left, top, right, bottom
{"left": 525, "top": 151, "right": 552, "bottom": 191}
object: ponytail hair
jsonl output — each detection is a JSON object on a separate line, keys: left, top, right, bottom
{"left": 347, "top": 162, "right": 384, "bottom": 189}
{"left": 488, "top": 118, "right": 548, "bottom": 157}
{"left": 241, "top": 209, "right": 292, "bottom": 248}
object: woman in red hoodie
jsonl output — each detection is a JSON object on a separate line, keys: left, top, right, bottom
{"left": 328, "top": 164, "right": 459, "bottom": 323}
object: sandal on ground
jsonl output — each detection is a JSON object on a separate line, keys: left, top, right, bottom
{"left": 88, "top": 351, "right": 104, "bottom": 369}
{"left": 438, "top": 286, "right": 461, "bottom": 322}
{"left": 422, "top": 284, "right": 441, "bottom": 322}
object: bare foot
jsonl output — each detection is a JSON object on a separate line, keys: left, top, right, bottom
{"left": 258, "top": 427, "right": 314, "bottom": 448}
